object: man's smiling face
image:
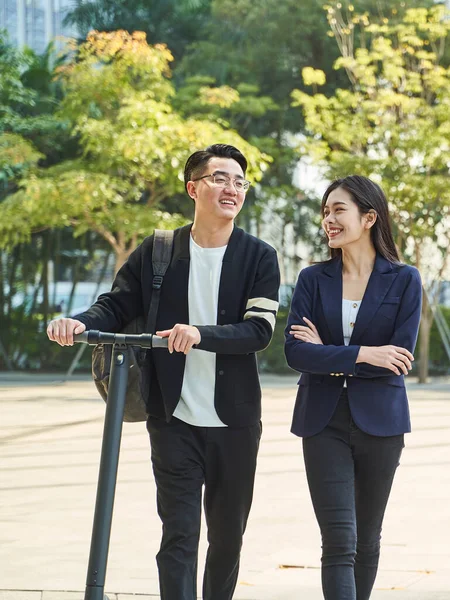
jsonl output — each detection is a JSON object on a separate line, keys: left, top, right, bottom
{"left": 187, "top": 157, "right": 247, "bottom": 223}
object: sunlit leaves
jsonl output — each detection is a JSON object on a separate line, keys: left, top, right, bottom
{"left": 0, "top": 30, "right": 268, "bottom": 270}
{"left": 56, "top": 31, "right": 175, "bottom": 123}
{"left": 291, "top": 6, "right": 450, "bottom": 264}
{"left": 302, "top": 67, "right": 326, "bottom": 87}
{"left": 0, "top": 133, "right": 43, "bottom": 171}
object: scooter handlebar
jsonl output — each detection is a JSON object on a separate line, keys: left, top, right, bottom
{"left": 73, "top": 331, "right": 90, "bottom": 343}
{"left": 151, "top": 335, "right": 170, "bottom": 349}
{"left": 73, "top": 330, "right": 168, "bottom": 349}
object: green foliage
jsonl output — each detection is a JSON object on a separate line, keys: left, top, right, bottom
{"left": 259, "top": 309, "right": 293, "bottom": 374}
{"left": 64, "top": 0, "right": 212, "bottom": 59}
{"left": 175, "top": 76, "right": 279, "bottom": 126}
{"left": 3, "top": 0, "right": 448, "bottom": 373}
{"left": 0, "top": 31, "right": 269, "bottom": 272}
{"left": 175, "top": 0, "right": 344, "bottom": 240}
{"left": 429, "top": 306, "right": 450, "bottom": 374}
{"left": 291, "top": 5, "right": 450, "bottom": 265}
{"left": 0, "top": 305, "right": 93, "bottom": 371}
{"left": 0, "top": 32, "right": 36, "bottom": 113}
{"left": 0, "top": 132, "right": 43, "bottom": 183}
{"left": 56, "top": 31, "right": 175, "bottom": 122}
{"left": 0, "top": 33, "right": 66, "bottom": 119}
{"left": 0, "top": 33, "right": 75, "bottom": 196}
{"left": 0, "top": 113, "right": 73, "bottom": 165}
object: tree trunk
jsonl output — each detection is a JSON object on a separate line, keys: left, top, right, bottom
{"left": 114, "top": 247, "right": 133, "bottom": 275}
{"left": 63, "top": 249, "right": 113, "bottom": 380}
{"left": 41, "top": 233, "right": 50, "bottom": 328}
{"left": 0, "top": 250, "right": 4, "bottom": 320}
{"left": 0, "top": 337, "right": 13, "bottom": 370}
{"left": 51, "top": 230, "right": 61, "bottom": 308}
{"left": 418, "top": 290, "right": 432, "bottom": 384}
{"left": 66, "top": 234, "right": 86, "bottom": 316}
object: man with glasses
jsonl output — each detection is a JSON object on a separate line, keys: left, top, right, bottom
{"left": 47, "top": 144, "right": 280, "bottom": 600}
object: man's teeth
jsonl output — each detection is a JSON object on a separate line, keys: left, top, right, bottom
{"left": 220, "top": 200, "right": 235, "bottom": 205}
{"left": 329, "top": 229, "right": 341, "bottom": 234}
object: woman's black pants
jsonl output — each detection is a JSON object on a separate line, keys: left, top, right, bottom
{"left": 302, "top": 390, "right": 404, "bottom": 600}
{"left": 147, "top": 416, "right": 261, "bottom": 600}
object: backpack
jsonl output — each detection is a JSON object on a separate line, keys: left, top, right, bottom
{"left": 91, "top": 229, "right": 174, "bottom": 422}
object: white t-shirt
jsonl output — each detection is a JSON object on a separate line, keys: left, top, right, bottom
{"left": 342, "top": 298, "right": 361, "bottom": 387}
{"left": 173, "top": 236, "right": 228, "bottom": 427}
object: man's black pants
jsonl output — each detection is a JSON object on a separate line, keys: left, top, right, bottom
{"left": 147, "top": 416, "right": 261, "bottom": 600}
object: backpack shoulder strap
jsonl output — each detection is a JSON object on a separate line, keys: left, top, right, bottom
{"left": 146, "top": 229, "right": 174, "bottom": 333}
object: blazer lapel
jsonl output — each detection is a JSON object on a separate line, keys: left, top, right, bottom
{"left": 350, "top": 254, "right": 398, "bottom": 344}
{"left": 318, "top": 258, "right": 344, "bottom": 345}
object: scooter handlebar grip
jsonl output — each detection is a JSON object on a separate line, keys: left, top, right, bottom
{"left": 73, "top": 331, "right": 90, "bottom": 344}
{"left": 151, "top": 335, "right": 169, "bottom": 349}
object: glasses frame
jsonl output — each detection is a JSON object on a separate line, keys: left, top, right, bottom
{"left": 192, "top": 171, "right": 251, "bottom": 192}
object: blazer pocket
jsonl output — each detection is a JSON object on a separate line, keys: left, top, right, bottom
{"left": 378, "top": 296, "right": 401, "bottom": 320}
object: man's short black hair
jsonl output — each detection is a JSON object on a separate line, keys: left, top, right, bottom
{"left": 184, "top": 144, "right": 248, "bottom": 192}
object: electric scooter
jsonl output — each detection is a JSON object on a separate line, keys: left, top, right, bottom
{"left": 73, "top": 330, "right": 168, "bottom": 600}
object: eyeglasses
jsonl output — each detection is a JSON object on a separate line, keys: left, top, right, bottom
{"left": 192, "top": 171, "right": 251, "bottom": 192}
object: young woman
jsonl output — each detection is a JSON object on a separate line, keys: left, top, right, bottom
{"left": 285, "top": 175, "right": 422, "bottom": 600}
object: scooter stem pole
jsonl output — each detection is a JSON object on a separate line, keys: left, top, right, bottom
{"left": 84, "top": 343, "right": 129, "bottom": 600}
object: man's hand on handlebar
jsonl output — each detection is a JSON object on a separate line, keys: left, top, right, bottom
{"left": 156, "top": 324, "right": 201, "bottom": 355}
{"left": 47, "top": 318, "right": 86, "bottom": 346}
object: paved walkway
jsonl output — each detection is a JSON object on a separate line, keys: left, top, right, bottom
{"left": 0, "top": 373, "right": 449, "bottom": 599}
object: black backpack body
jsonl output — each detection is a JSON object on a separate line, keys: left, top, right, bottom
{"left": 91, "top": 229, "right": 174, "bottom": 422}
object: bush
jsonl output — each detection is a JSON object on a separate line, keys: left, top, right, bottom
{"left": 429, "top": 305, "right": 450, "bottom": 375}
{"left": 259, "top": 309, "right": 294, "bottom": 374}
{"left": 0, "top": 306, "right": 92, "bottom": 372}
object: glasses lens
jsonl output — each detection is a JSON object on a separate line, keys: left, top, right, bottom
{"left": 212, "top": 174, "right": 228, "bottom": 186}
{"left": 211, "top": 174, "right": 250, "bottom": 192}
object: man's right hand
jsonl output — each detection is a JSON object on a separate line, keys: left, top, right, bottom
{"left": 47, "top": 318, "right": 86, "bottom": 346}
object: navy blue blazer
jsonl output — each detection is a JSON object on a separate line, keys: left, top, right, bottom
{"left": 285, "top": 254, "right": 422, "bottom": 437}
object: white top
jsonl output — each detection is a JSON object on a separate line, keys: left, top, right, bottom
{"left": 173, "top": 236, "right": 228, "bottom": 427}
{"left": 342, "top": 299, "right": 361, "bottom": 387}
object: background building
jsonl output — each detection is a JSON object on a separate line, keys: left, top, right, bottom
{"left": 0, "top": 0, "right": 77, "bottom": 53}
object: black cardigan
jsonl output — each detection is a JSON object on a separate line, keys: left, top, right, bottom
{"left": 76, "top": 224, "right": 280, "bottom": 426}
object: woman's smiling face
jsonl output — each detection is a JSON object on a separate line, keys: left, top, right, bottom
{"left": 322, "top": 186, "right": 373, "bottom": 249}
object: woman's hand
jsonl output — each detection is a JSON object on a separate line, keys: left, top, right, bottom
{"left": 289, "top": 318, "right": 323, "bottom": 345}
{"left": 357, "top": 345, "right": 414, "bottom": 376}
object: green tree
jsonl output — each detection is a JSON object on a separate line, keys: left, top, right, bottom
{"left": 177, "top": 0, "right": 439, "bottom": 272}
{"left": 0, "top": 31, "right": 270, "bottom": 274}
{"left": 0, "top": 32, "right": 36, "bottom": 114}
{"left": 64, "top": 0, "right": 212, "bottom": 60}
{"left": 0, "top": 33, "right": 74, "bottom": 191}
{"left": 0, "top": 33, "right": 82, "bottom": 371}
{"left": 291, "top": 4, "right": 450, "bottom": 382}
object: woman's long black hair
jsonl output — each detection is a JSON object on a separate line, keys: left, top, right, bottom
{"left": 321, "top": 175, "right": 400, "bottom": 263}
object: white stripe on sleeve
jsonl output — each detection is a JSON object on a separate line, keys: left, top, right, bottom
{"left": 243, "top": 310, "right": 276, "bottom": 330}
{"left": 246, "top": 297, "right": 279, "bottom": 312}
